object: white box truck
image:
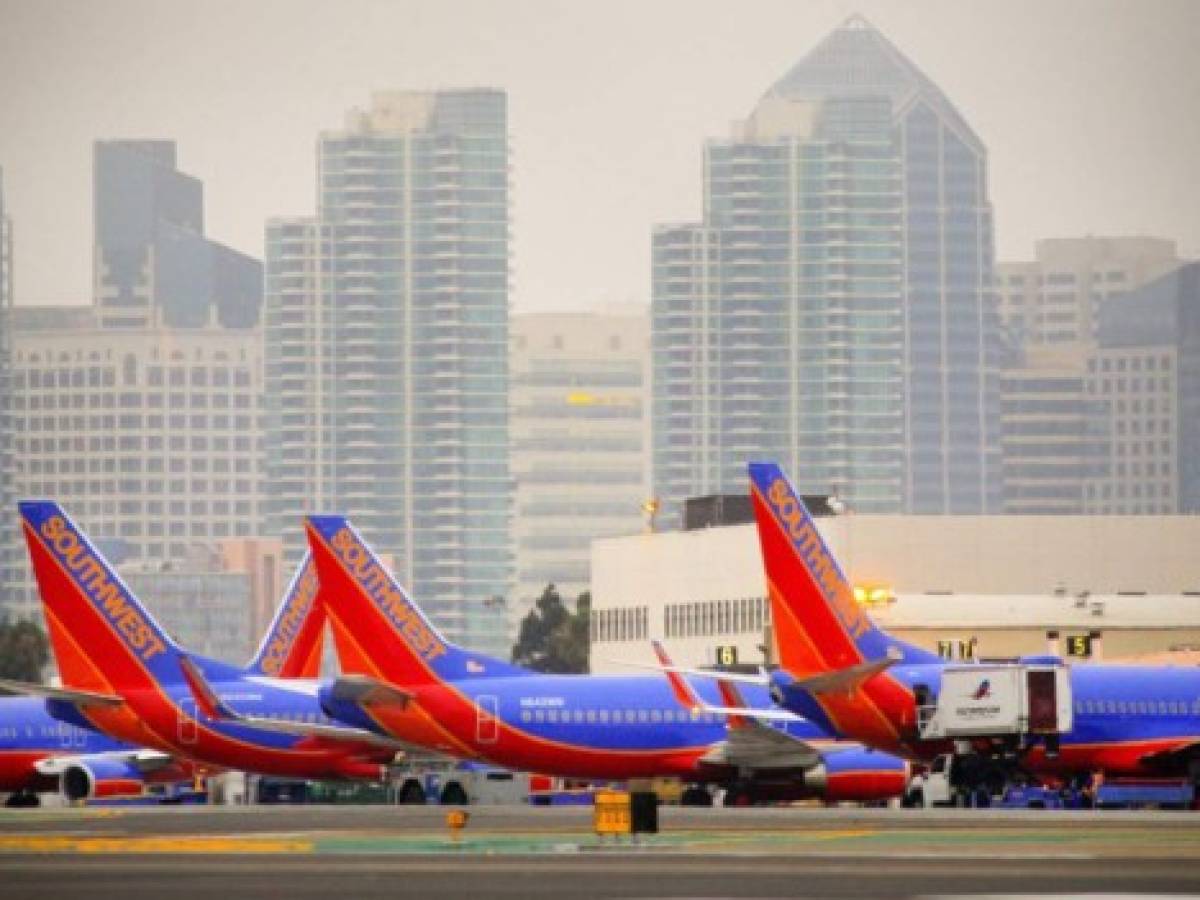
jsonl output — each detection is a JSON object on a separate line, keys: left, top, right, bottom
{"left": 919, "top": 663, "right": 1073, "bottom": 741}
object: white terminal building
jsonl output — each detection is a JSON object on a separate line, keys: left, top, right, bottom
{"left": 590, "top": 507, "right": 1200, "bottom": 673}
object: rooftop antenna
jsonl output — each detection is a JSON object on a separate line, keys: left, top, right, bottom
{"left": 641, "top": 497, "right": 661, "bottom": 534}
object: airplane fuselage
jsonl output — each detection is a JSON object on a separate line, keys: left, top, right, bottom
{"left": 775, "top": 662, "right": 1200, "bottom": 778}
{"left": 335, "top": 671, "right": 869, "bottom": 781}
{"left": 115, "top": 660, "right": 392, "bottom": 781}
{"left": 0, "top": 696, "right": 129, "bottom": 791}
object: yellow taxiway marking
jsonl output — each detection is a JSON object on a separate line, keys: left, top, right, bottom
{"left": 0, "top": 836, "right": 313, "bottom": 854}
{"left": 798, "top": 829, "right": 875, "bottom": 841}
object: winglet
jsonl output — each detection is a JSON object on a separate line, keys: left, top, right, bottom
{"left": 648, "top": 642, "right": 796, "bottom": 727}
{"left": 0, "top": 677, "right": 123, "bottom": 708}
{"left": 651, "top": 641, "right": 703, "bottom": 712}
{"left": 714, "top": 678, "right": 749, "bottom": 730}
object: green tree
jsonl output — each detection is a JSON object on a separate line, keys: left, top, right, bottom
{"left": 511, "top": 584, "right": 590, "bottom": 674}
{"left": 548, "top": 591, "right": 590, "bottom": 675}
{"left": 0, "top": 617, "right": 50, "bottom": 682}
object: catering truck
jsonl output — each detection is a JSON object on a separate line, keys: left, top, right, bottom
{"left": 917, "top": 661, "right": 1073, "bottom": 743}
{"left": 906, "top": 659, "right": 1075, "bottom": 805}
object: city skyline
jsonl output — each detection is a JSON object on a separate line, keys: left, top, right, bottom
{"left": 0, "top": 0, "right": 1198, "bottom": 314}
{"left": 653, "top": 16, "right": 1002, "bottom": 516}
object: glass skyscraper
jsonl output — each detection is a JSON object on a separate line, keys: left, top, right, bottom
{"left": 1087, "top": 262, "right": 1200, "bottom": 514}
{"left": 510, "top": 309, "right": 649, "bottom": 629}
{"left": 0, "top": 167, "right": 17, "bottom": 616}
{"left": 995, "top": 237, "right": 1180, "bottom": 514}
{"left": 94, "top": 141, "right": 261, "bottom": 330}
{"left": 265, "top": 90, "right": 510, "bottom": 655}
{"left": 3, "top": 144, "right": 265, "bottom": 618}
{"left": 652, "top": 16, "right": 1001, "bottom": 516}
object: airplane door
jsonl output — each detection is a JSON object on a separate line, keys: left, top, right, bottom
{"left": 1027, "top": 669, "right": 1057, "bottom": 732}
{"left": 476, "top": 695, "right": 499, "bottom": 745}
{"left": 177, "top": 698, "right": 199, "bottom": 745}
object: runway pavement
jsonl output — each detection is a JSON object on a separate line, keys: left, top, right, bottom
{"left": 0, "top": 805, "right": 1197, "bottom": 898}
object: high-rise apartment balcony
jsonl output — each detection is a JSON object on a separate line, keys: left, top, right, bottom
{"left": 339, "top": 383, "right": 375, "bottom": 401}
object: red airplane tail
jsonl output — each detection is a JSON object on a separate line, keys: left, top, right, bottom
{"left": 305, "top": 514, "right": 527, "bottom": 687}
{"left": 20, "top": 500, "right": 185, "bottom": 697}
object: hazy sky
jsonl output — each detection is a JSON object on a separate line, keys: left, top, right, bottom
{"left": 1, "top": 0, "right": 1198, "bottom": 311}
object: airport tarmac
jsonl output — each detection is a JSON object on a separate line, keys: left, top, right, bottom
{"left": 0, "top": 805, "right": 1198, "bottom": 898}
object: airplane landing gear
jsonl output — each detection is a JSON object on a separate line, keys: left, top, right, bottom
{"left": 4, "top": 790, "right": 39, "bottom": 808}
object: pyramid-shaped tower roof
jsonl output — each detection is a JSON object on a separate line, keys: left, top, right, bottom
{"left": 762, "top": 15, "right": 982, "bottom": 152}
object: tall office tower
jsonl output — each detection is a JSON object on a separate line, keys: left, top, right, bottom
{"left": 0, "top": 168, "right": 18, "bottom": 617}
{"left": 265, "top": 91, "right": 511, "bottom": 655}
{"left": 652, "top": 16, "right": 1001, "bottom": 518}
{"left": 999, "top": 345, "right": 1095, "bottom": 515}
{"left": 510, "top": 308, "right": 649, "bottom": 632}
{"left": 996, "top": 237, "right": 1181, "bottom": 514}
{"left": 995, "top": 237, "right": 1179, "bottom": 348}
{"left": 1085, "top": 263, "right": 1200, "bottom": 514}
{"left": 94, "top": 140, "right": 261, "bottom": 329}
{"left": 1, "top": 145, "right": 265, "bottom": 620}
{"left": 10, "top": 309, "right": 264, "bottom": 616}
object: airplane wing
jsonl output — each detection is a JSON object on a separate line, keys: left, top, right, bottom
{"left": 0, "top": 677, "right": 123, "bottom": 708}
{"left": 700, "top": 718, "right": 821, "bottom": 771}
{"left": 704, "top": 675, "right": 822, "bottom": 769}
{"left": 677, "top": 703, "right": 799, "bottom": 722}
{"left": 615, "top": 644, "right": 901, "bottom": 697}
{"left": 212, "top": 713, "right": 410, "bottom": 751}
{"left": 644, "top": 640, "right": 805, "bottom": 723}
{"left": 646, "top": 641, "right": 820, "bottom": 770}
{"left": 129, "top": 748, "right": 181, "bottom": 774}
{"left": 1139, "top": 741, "right": 1200, "bottom": 775}
{"left": 178, "top": 656, "right": 408, "bottom": 752}
{"left": 33, "top": 748, "right": 178, "bottom": 777}
{"left": 606, "top": 659, "right": 770, "bottom": 687}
